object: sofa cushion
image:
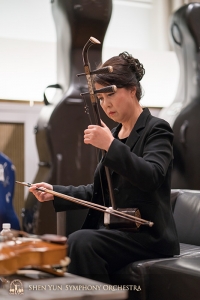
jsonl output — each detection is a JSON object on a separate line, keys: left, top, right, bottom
{"left": 170, "top": 189, "right": 180, "bottom": 211}
{"left": 179, "top": 242, "right": 200, "bottom": 256}
{"left": 173, "top": 191, "right": 200, "bottom": 245}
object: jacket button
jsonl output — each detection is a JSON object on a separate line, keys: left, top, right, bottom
{"left": 114, "top": 188, "right": 119, "bottom": 194}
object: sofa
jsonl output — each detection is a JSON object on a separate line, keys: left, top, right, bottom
{"left": 110, "top": 189, "right": 200, "bottom": 300}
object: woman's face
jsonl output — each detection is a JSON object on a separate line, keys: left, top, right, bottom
{"left": 95, "top": 83, "right": 136, "bottom": 124}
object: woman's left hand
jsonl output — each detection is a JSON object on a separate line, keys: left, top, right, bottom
{"left": 84, "top": 120, "right": 114, "bottom": 151}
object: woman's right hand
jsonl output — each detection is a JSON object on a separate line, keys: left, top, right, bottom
{"left": 29, "top": 182, "right": 54, "bottom": 202}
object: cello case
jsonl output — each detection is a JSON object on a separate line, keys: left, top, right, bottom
{"left": 22, "top": 0, "right": 115, "bottom": 235}
{"left": 159, "top": 3, "right": 200, "bottom": 189}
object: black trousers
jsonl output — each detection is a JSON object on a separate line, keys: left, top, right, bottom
{"left": 67, "top": 228, "right": 163, "bottom": 284}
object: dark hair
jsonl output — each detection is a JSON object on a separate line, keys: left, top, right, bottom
{"left": 93, "top": 52, "right": 145, "bottom": 100}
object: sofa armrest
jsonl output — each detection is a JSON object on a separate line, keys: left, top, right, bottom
{"left": 111, "top": 257, "right": 177, "bottom": 300}
{"left": 148, "top": 256, "right": 200, "bottom": 300}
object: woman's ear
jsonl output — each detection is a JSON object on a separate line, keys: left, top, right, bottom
{"left": 131, "top": 87, "right": 136, "bottom": 97}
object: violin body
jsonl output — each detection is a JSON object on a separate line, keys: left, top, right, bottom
{"left": 22, "top": 0, "right": 115, "bottom": 235}
{"left": 0, "top": 237, "right": 67, "bottom": 275}
{"left": 159, "top": 3, "right": 200, "bottom": 189}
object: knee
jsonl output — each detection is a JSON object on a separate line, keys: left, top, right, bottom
{"left": 68, "top": 230, "right": 85, "bottom": 248}
{"left": 67, "top": 230, "right": 97, "bottom": 254}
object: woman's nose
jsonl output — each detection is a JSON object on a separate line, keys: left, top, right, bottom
{"left": 103, "top": 97, "right": 111, "bottom": 107}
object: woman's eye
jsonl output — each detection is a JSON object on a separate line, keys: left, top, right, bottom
{"left": 108, "top": 92, "right": 114, "bottom": 97}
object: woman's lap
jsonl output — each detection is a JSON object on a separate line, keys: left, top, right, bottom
{"left": 67, "top": 228, "right": 161, "bottom": 279}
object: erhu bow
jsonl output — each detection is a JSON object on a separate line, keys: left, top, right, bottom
{"left": 77, "top": 36, "right": 154, "bottom": 229}
{"left": 16, "top": 181, "right": 153, "bottom": 228}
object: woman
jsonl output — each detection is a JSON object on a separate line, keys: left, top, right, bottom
{"left": 29, "top": 52, "right": 180, "bottom": 284}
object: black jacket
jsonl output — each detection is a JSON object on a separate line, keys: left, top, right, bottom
{"left": 53, "top": 108, "right": 180, "bottom": 256}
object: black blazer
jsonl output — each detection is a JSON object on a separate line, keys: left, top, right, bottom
{"left": 53, "top": 108, "right": 180, "bottom": 256}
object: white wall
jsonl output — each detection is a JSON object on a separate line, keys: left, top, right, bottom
{"left": 0, "top": 0, "right": 57, "bottom": 102}
{"left": 0, "top": 38, "right": 56, "bottom": 102}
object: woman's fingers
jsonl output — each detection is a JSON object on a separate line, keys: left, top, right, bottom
{"left": 29, "top": 182, "right": 54, "bottom": 202}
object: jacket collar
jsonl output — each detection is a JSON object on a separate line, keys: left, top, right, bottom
{"left": 112, "top": 107, "right": 151, "bottom": 149}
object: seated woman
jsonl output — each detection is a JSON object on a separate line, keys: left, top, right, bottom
{"left": 29, "top": 52, "right": 180, "bottom": 284}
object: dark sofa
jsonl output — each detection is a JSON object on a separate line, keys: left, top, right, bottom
{"left": 111, "top": 189, "right": 200, "bottom": 300}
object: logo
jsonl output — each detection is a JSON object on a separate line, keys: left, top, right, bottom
{"left": 9, "top": 279, "right": 24, "bottom": 295}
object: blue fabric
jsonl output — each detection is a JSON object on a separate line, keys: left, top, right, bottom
{"left": 0, "top": 152, "right": 20, "bottom": 230}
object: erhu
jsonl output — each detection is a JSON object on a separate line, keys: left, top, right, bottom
{"left": 16, "top": 37, "right": 154, "bottom": 230}
{"left": 77, "top": 36, "right": 153, "bottom": 230}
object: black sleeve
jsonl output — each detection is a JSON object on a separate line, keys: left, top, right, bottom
{"left": 52, "top": 183, "right": 94, "bottom": 212}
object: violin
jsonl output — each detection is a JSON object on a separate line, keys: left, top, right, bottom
{"left": 0, "top": 233, "right": 68, "bottom": 276}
